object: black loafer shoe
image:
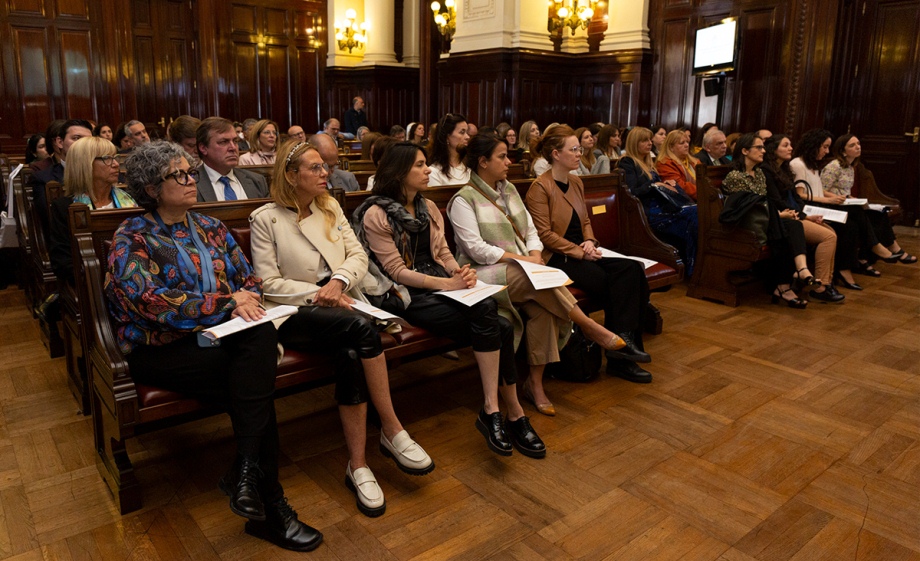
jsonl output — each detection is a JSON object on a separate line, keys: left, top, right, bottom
{"left": 606, "top": 358, "right": 653, "bottom": 384}
{"left": 507, "top": 416, "right": 546, "bottom": 459}
{"left": 219, "top": 458, "right": 266, "bottom": 521}
{"left": 475, "top": 408, "right": 512, "bottom": 456}
{"left": 809, "top": 286, "right": 845, "bottom": 303}
{"left": 245, "top": 496, "right": 323, "bottom": 552}
{"left": 604, "top": 333, "right": 651, "bottom": 363}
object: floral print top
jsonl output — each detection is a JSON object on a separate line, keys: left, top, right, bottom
{"left": 819, "top": 159, "right": 855, "bottom": 196}
{"left": 722, "top": 168, "right": 768, "bottom": 196}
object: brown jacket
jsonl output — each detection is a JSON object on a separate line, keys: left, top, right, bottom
{"left": 524, "top": 171, "right": 596, "bottom": 264}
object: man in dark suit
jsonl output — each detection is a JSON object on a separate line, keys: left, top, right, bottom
{"left": 697, "top": 129, "right": 731, "bottom": 166}
{"left": 312, "top": 133, "right": 360, "bottom": 192}
{"left": 195, "top": 117, "right": 269, "bottom": 202}
{"left": 29, "top": 119, "right": 93, "bottom": 228}
{"left": 342, "top": 96, "right": 367, "bottom": 138}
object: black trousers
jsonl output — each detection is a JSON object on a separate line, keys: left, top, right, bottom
{"left": 813, "top": 203, "right": 875, "bottom": 270}
{"left": 278, "top": 305, "right": 383, "bottom": 406}
{"left": 865, "top": 209, "right": 896, "bottom": 256}
{"left": 403, "top": 291, "right": 517, "bottom": 385}
{"left": 548, "top": 255, "right": 649, "bottom": 348}
{"left": 126, "top": 323, "right": 283, "bottom": 500}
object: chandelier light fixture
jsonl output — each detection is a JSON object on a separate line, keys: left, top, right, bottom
{"left": 430, "top": 0, "right": 456, "bottom": 41}
{"left": 548, "top": 0, "right": 599, "bottom": 36}
{"left": 335, "top": 8, "right": 367, "bottom": 53}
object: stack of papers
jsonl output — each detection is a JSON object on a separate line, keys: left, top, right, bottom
{"left": 201, "top": 305, "right": 298, "bottom": 340}
{"left": 803, "top": 205, "right": 848, "bottom": 223}
{"left": 598, "top": 248, "right": 658, "bottom": 270}
{"left": 437, "top": 281, "right": 506, "bottom": 306}
{"left": 842, "top": 198, "right": 868, "bottom": 205}
{"left": 511, "top": 258, "right": 571, "bottom": 290}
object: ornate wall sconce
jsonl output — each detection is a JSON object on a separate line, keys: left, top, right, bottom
{"left": 548, "top": 0, "right": 599, "bottom": 36}
{"left": 335, "top": 8, "right": 367, "bottom": 53}
{"left": 430, "top": 0, "right": 456, "bottom": 42}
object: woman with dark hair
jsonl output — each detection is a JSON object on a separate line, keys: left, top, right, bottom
{"left": 821, "top": 134, "right": 915, "bottom": 266}
{"left": 762, "top": 134, "right": 839, "bottom": 299}
{"left": 618, "top": 127, "right": 698, "bottom": 275}
{"left": 113, "top": 122, "right": 134, "bottom": 153}
{"left": 650, "top": 126, "right": 667, "bottom": 158}
{"left": 25, "top": 134, "right": 48, "bottom": 164}
{"left": 656, "top": 130, "right": 700, "bottom": 200}
{"left": 723, "top": 133, "right": 833, "bottom": 306}
{"left": 407, "top": 122, "right": 426, "bottom": 145}
{"left": 93, "top": 124, "right": 114, "bottom": 141}
{"left": 250, "top": 140, "right": 433, "bottom": 518}
{"left": 364, "top": 136, "right": 397, "bottom": 191}
{"left": 496, "top": 123, "right": 524, "bottom": 163}
{"left": 573, "top": 127, "right": 609, "bottom": 175}
{"left": 360, "top": 132, "right": 382, "bottom": 161}
{"left": 791, "top": 129, "right": 899, "bottom": 285}
{"left": 447, "top": 135, "right": 627, "bottom": 415}
{"left": 105, "top": 140, "right": 322, "bottom": 552}
{"left": 352, "top": 142, "right": 546, "bottom": 458}
{"left": 525, "top": 125, "right": 653, "bottom": 383}
{"left": 596, "top": 124, "right": 622, "bottom": 164}
{"left": 428, "top": 114, "right": 471, "bottom": 186}
{"left": 239, "top": 119, "right": 279, "bottom": 165}
{"left": 167, "top": 115, "right": 202, "bottom": 161}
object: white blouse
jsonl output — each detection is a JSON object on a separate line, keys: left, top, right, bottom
{"left": 428, "top": 163, "right": 471, "bottom": 186}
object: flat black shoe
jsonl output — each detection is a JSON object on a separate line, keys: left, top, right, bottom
{"left": 809, "top": 286, "right": 845, "bottom": 303}
{"left": 475, "top": 409, "right": 512, "bottom": 456}
{"left": 507, "top": 416, "right": 546, "bottom": 459}
{"left": 219, "top": 458, "right": 266, "bottom": 521}
{"left": 606, "top": 358, "right": 653, "bottom": 383}
{"left": 833, "top": 274, "right": 863, "bottom": 291}
{"left": 853, "top": 262, "right": 882, "bottom": 277}
{"left": 604, "top": 333, "right": 651, "bottom": 363}
{"left": 245, "top": 496, "right": 323, "bottom": 552}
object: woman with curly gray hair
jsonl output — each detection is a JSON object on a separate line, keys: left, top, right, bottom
{"left": 104, "top": 141, "right": 322, "bottom": 552}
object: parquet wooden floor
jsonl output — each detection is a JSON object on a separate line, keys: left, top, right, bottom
{"left": 1, "top": 227, "right": 918, "bottom": 561}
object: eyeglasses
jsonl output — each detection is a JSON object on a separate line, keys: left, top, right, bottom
{"left": 299, "top": 163, "right": 330, "bottom": 176}
{"left": 750, "top": 145, "right": 766, "bottom": 151}
{"left": 94, "top": 155, "right": 120, "bottom": 166}
{"left": 161, "top": 168, "right": 200, "bottom": 185}
{"left": 566, "top": 146, "right": 585, "bottom": 155}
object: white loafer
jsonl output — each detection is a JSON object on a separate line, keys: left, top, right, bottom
{"left": 345, "top": 463, "right": 386, "bottom": 517}
{"left": 380, "top": 430, "right": 435, "bottom": 476}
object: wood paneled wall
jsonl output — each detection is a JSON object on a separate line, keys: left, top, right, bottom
{"left": 325, "top": 66, "right": 420, "bottom": 133}
{"left": 434, "top": 49, "right": 651, "bottom": 131}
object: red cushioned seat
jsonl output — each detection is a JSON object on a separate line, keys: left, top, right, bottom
{"left": 136, "top": 384, "right": 188, "bottom": 409}
{"left": 388, "top": 324, "right": 436, "bottom": 345}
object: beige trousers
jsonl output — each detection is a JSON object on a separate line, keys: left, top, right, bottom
{"left": 504, "top": 264, "right": 576, "bottom": 366}
{"left": 802, "top": 220, "right": 836, "bottom": 284}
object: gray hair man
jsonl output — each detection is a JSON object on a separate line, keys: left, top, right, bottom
{"left": 311, "top": 133, "right": 359, "bottom": 192}
{"left": 698, "top": 129, "right": 730, "bottom": 166}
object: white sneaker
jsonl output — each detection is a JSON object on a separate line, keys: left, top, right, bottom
{"left": 345, "top": 462, "right": 385, "bottom": 517}
{"left": 380, "top": 430, "right": 435, "bottom": 475}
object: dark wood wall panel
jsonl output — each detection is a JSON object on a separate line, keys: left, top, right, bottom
{"left": 265, "top": 44, "right": 291, "bottom": 124}
{"left": 8, "top": 0, "right": 44, "bottom": 15}
{"left": 58, "top": 31, "right": 95, "bottom": 118}
{"left": 325, "top": 66, "right": 420, "bottom": 133}
{"left": 11, "top": 27, "right": 53, "bottom": 133}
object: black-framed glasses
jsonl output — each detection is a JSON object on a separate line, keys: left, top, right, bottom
{"left": 161, "top": 168, "right": 200, "bottom": 185}
{"left": 750, "top": 145, "right": 766, "bottom": 151}
{"left": 94, "top": 155, "right": 120, "bottom": 166}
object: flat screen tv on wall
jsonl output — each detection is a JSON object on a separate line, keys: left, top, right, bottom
{"left": 693, "top": 18, "right": 738, "bottom": 76}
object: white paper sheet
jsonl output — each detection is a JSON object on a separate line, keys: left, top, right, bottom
{"left": 436, "top": 281, "right": 506, "bottom": 306}
{"left": 511, "top": 258, "right": 572, "bottom": 290}
{"left": 868, "top": 204, "right": 888, "bottom": 212}
{"left": 201, "top": 304, "right": 298, "bottom": 340}
{"left": 349, "top": 300, "right": 401, "bottom": 321}
{"left": 803, "top": 205, "right": 848, "bottom": 223}
{"left": 842, "top": 198, "right": 868, "bottom": 205}
{"left": 597, "top": 247, "right": 658, "bottom": 270}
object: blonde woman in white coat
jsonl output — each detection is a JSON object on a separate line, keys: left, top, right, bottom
{"left": 250, "top": 140, "right": 433, "bottom": 519}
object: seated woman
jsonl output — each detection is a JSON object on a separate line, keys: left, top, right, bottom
{"left": 239, "top": 119, "right": 279, "bottom": 165}
{"left": 365, "top": 136, "right": 397, "bottom": 191}
{"left": 821, "top": 134, "right": 915, "bottom": 267}
{"left": 656, "top": 130, "right": 700, "bottom": 200}
{"left": 447, "top": 135, "right": 627, "bottom": 416}
{"left": 407, "top": 122, "right": 426, "bottom": 145}
{"left": 250, "top": 140, "right": 433, "bottom": 518}
{"left": 167, "top": 115, "right": 202, "bottom": 163}
{"left": 618, "top": 127, "right": 698, "bottom": 276}
{"left": 573, "top": 127, "right": 609, "bottom": 175}
{"left": 352, "top": 142, "right": 546, "bottom": 459}
{"left": 93, "top": 123, "right": 114, "bottom": 142}
{"left": 791, "top": 129, "right": 898, "bottom": 285}
{"left": 525, "top": 125, "right": 653, "bottom": 383}
{"left": 650, "top": 126, "right": 667, "bottom": 159}
{"left": 427, "top": 113, "right": 471, "bottom": 186}
{"left": 497, "top": 123, "right": 524, "bottom": 163}
{"left": 49, "top": 136, "right": 137, "bottom": 286}
{"left": 722, "top": 133, "right": 832, "bottom": 306}
{"left": 762, "top": 134, "right": 840, "bottom": 300}
{"left": 105, "top": 141, "right": 321, "bottom": 552}
{"left": 596, "top": 124, "right": 622, "bottom": 166}
{"left": 26, "top": 134, "right": 49, "bottom": 165}
{"left": 516, "top": 120, "right": 540, "bottom": 155}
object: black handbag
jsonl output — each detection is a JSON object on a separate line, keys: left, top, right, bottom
{"left": 546, "top": 326, "right": 602, "bottom": 383}
{"left": 653, "top": 184, "right": 695, "bottom": 214}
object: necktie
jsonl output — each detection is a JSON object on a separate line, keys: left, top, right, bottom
{"left": 218, "top": 176, "right": 237, "bottom": 201}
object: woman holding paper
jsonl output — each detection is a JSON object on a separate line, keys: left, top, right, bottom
{"left": 820, "top": 134, "right": 916, "bottom": 266}
{"left": 447, "top": 134, "right": 627, "bottom": 416}
{"left": 106, "top": 141, "right": 322, "bottom": 552}
{"left": 353, "top": 141, "right": 546, "bottom": 459}
{"left": 250, "top": 140, "right": 434, "bottom": 518}
{"left": 791, "top": 129, "right": 899, "bottom": 286}
{"left": 524, "top": 125, "right": 653, "bottom": 384}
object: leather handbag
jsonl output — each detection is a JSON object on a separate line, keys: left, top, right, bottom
{"left": 546, "top": 325, "right": 602, "bottom": 383}
{"left": 653, "top": 184, "right": 695, "bottom": 214}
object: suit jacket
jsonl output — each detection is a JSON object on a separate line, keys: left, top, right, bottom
{"left": 28, "top": 160, "right": 65, "bottom": 231}
{"left": 196, "top": 165, "right": 269, "bottom": 202}
{"left": 328, "top": 168, "right": 360, "bottom": 192}
{"left": 524, "top": 171, "right": 596, "bottom": 264}
{"left": 697, "top": 150, "right": 731, "bottom": 167}
{"left": 249, "top": 201, "right": 379, "bottom": 328}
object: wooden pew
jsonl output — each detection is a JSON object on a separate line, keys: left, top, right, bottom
{"left": 853, "top": 161, "right": 902, "bottom": 224}
{"left": 686, "top": 164, "right": 771, "bottom": 306}
{"left": 23, "top": 178, "right": 64, "bottom": 356}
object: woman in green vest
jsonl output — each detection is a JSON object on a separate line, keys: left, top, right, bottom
{"left": 447, "top": 134, "right": 627, "bottom": 416}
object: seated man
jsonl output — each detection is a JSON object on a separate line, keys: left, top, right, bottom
{"left": 29, "top": 119, "right": 93, "bottom": 227}
{"left": 312, "top": 133, "right": 360, "bottom": 192}
{"left": 697, "top": 129, "right": 731, "bottom": 166}
{"left": 389, "top": 125, "right": 406, "bottom": 141}
{"left": 342, "top": 96, "right": 367, "bottom": 139}
{"left": 125, "top": 120, "right": 150, "bottom": 146}
{"left": 320, "top": 118, "right": 345, "bottom": 147}
{"left": 288, "top": 125, "right": 306, "bottom": 142}
{"left": 195, "top": 117, "right": 269, "bottom": 202}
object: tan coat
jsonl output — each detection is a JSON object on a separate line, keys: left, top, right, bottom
{"left": 249, "top": 201, "right": 382, "bottom": 328}
{"left": 524, "top": 171, "right": 597, "bottom": 264}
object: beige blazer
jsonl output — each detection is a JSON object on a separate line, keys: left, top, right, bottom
{"left": 250, "top": 200, "right": 381, "bottom": 328}
{"left": 524, "top": 170, "right": 597, "bottom": 264}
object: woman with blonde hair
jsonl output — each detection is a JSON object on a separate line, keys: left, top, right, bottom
{"left": 656, "top": 130, "right": 700, "bottom": 200}
{"left": 239, "top": 119, "right": 279, "bottom": 165}
{"left": 516, "top": 120, "right": 540, "bottom": 153}
{"left": 573, "top": 127, "right": 609, "bottom": 175}
{"left": 250, "top": 140, "right": 433, "bottom": 518}
{"left": 49, "top": 136, "right": 137, "bottom": 284}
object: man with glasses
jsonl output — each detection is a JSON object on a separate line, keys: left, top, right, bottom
{"left": 195, "top": 117, "right": 269, "bottom": 202}
{"left": 312, "top": 133, "right": 359, "bottom": 192}
{"left": 697, "top": 129, "right": 731, "bottom": 166}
